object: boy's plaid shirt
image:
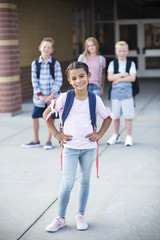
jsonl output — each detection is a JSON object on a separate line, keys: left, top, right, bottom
{"left": 31, "top": 56, "right": 63, "bottom": 107}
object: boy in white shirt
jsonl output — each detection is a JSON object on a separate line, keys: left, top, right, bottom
{"left": 107, "top": 41, "right": 136, "bottom": 146}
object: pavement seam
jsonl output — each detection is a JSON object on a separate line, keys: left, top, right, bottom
{"left": 16, "top": 198, "right": 58, "bottom": 240}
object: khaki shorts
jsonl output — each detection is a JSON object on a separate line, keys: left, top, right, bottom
{"left": 111, "top": 98, "right": 135, "bottom": 119}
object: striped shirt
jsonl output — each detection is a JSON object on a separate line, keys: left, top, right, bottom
{"left": 31, "top": 55, "right": 63, "bottom": 107}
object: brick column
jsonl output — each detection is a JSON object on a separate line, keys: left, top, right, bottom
{"left": 0, "top": 0, "right": 21, "bottom": 115}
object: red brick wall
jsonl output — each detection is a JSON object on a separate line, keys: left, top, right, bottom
{"left": 0, "top": 7, "right": 19, "bottom": 40}
{"left": 0, "top": 81, "right": 21, "bottom": 113}
{"left": 0, "top": 45, "right": 20, "bottom": 76}
{"left": 0, "top": 0, "right": 21, "bottom": 114}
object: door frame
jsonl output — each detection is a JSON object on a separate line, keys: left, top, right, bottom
{"left": 115, "top": 19, "right": 160, "bottom": 77}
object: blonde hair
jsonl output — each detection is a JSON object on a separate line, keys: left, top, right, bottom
{"left": 40, "top": 37, "right": 54, "bottom": 47}
{"left": 115, "top": 41, "right": 129, "bottom": 50}
{"left": 83, "top": 37, "right": 100, "bottom": 57}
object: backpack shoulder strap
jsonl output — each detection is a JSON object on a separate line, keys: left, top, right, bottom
{"left": 61, "top": 89, "right": 75, "bottom": 126}
{"left": 126, "top": 58, "right": 132, "bottom": 73}
{"left": 82, "top": 55, "right": 86, "bottom": 63}
{"left": 99, "top": 55, "right": 103, "bottom": 67}
{"left": 49, "top": 57, "right": 56, "bottom": 79}
{"left": 88, "top": 91, "right": 96, "bottom": 129}
{"left": 113, "top": 59, "right": 119, "bottom": 73}
{"left": 62, "top": 90, "right": 96, "bottom": 129}
{"left": 99, "top": 55, "right": 103, "bottom": 85}
{"left": 35, "top": 58, "right": 41, "bottom": 79}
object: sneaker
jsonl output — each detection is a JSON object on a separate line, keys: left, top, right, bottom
{"left": 76, "top": 213, "right": 88, "bottom": 231}
{"left": 107, "top": 134, "right": 121, "bottom": 145}
{"left": 44, "top": 141, "right": 53, "bottom": 150}
{"left": 46, "top": 217, "right": 66, "bottom": 232}
{"left": 125, "top": 135, "right": 133, "bottom": 146}
{"left": 21, "top": 141, "right": 40, "bottom": 148}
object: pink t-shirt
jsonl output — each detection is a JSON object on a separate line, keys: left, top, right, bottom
{"left": 78, "top": 54, "right": 106, "bottom": 88}
{"left": 47, "top": 92, "right": 113, "bottom": 149}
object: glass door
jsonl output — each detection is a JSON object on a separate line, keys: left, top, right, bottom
{"left": 116, "top": 20, "right": 160, "bottom": 77}
{"left": 142, "top": 20, "right": 160, "bottom": 77}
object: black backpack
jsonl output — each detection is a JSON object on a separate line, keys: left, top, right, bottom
{"left": 35, "top": 57, "right": 56, "bottom": 79}
{"left": 108, "top": 58, "right": 140, "bottom": 99}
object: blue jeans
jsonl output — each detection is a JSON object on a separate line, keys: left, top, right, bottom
{"left": 58, "top": 147, "right": 96, "bottom": 217}
{"left": 88, "top": 84, "right": 100, "bottom": 96}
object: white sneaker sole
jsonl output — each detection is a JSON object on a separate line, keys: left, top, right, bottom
{"left": 21, "top": 144, "right": 41, "bottom": 148}
{"left": 125, "top": 143, "right": 133, "bottom": 146}
{"left": 107, "top": 139, "right": 121, "bottom": 145}
{"left": 77, "top": 226, "right": 88, "bottom": 231}
{"left": 46, "top": 223, "right": 66, "bottom": 232}
{"left": 44, "top": 146, "right": 53, "bottom": 150}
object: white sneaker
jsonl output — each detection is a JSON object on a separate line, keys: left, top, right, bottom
{"left": 44, "top": 141, "right": 53, "bottom": 150}
{"left": 125, "top": 135, "right": 133, "bottom": 146}
{"left": 46, "top": 217, "right": 66, "bottom": 232}
{"left": 76, "top": 213, "right": 88, "bottom": 231}
{"left": 107, "top": 134, "right": 121, "bottom": 145}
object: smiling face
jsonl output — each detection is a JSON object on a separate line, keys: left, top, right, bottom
{"left": 87, "top": 40, "right": 97, "bottom": 55}
{"left": 115, "top": 44, "right": 129, "bottom": 61}
{"left": 39, "top": 41, "right": 53, "bottom": 59}
{"left": 68, "top": 68, "right": 90, "bottom": 92}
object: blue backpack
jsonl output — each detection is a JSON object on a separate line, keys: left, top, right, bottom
{"left": 61, "top": 89, "right": 96, "bottom": 129}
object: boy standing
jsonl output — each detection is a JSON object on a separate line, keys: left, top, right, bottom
{"left": 22, "top": 37, "right": 62, "bottom": 150}
{"left": 107, "top": 41, "right": 136, "bottom": 146}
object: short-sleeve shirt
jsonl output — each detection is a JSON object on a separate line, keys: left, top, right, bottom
{"left": 31, "top": 56, "right": 62, "bottom": 107}
{"left": 49, "top": 92, "right": 112, "bottom": 149}
{"left": 78, "top": 55, "right": 106, "bottom": 88}
{"left": 107, "top": 60, "right": 136, "bottom": 100}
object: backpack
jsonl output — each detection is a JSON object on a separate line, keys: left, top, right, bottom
{"left": 35, "top": 57, "right": 56, "bottom": 79}
{"left": 61, "top": 89, "right": 96, "bottom": 129}
{"left": 60, "top": 89, "right": 100, "bottom": 178}
{"left": 82, "top": 55, "right": 104, "bottom": 85}
{"left": 108, "top": 58, "right": 140, "bottom": 99}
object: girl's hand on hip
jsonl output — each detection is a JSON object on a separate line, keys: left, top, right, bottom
{"left": 55, "top": 132, "right": 73, "bottom": 144}
{"left": 86, "top": 132, "right": 100, "bottom": 142}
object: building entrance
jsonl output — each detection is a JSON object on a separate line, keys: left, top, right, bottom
{"left": 116, "top": 20, "right": 160, "bottom": 77}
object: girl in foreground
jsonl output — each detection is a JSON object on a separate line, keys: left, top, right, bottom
{"left": 43, "top": 61, "right": 112, "bottom": 232}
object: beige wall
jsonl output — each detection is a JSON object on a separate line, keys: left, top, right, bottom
{"left": 17, "top": 0, "right": 73, "bottom": 67}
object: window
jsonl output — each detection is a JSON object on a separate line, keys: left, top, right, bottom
{"left": 117, "top": 0, "right": 160, "bottom": 19}
{"left": 95, "top": 23, "right": 115, "bottom": 55}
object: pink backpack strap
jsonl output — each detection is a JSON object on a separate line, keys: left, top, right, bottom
{"left": 94, "top": 125, "right": 99, "bottom": 178}
{"left": 60, "top": 125, "right": 64, "bottom": 171}
{"left": 96, "top": 141, "right": 99, "bottom": 178}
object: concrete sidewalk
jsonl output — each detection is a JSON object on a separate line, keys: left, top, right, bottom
{"left": 0, "top": 79, "right": 160, "bottom": 240}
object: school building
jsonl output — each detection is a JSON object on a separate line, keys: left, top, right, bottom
{"left": 0, "top": 0, "right": 160, "bottom": 115}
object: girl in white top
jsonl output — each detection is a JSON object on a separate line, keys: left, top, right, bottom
{"left": 43, "top": 61, "right": 112, "bottom": 233}
{"left": 78, "top": 37, "right": 106, "bottom": 96}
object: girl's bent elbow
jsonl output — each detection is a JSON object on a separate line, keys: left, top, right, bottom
{"left": 43, "top": 110, "right": 47, "bottom": 120}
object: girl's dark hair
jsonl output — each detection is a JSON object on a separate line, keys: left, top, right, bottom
{"left": 65, "top": 61, "right": 89, "bottom": 78}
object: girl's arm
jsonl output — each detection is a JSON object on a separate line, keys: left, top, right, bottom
{"left": 43, "top": 106, "right": 59, "bottom": 137}
{"left": 97, "top": 116, "right": 112, "bottom": 139}
{"left": 86, "top": 116, "right": 112, "bottom": 142}
{"left": 43, "top": 105, "right": 72, "bottom": 143}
